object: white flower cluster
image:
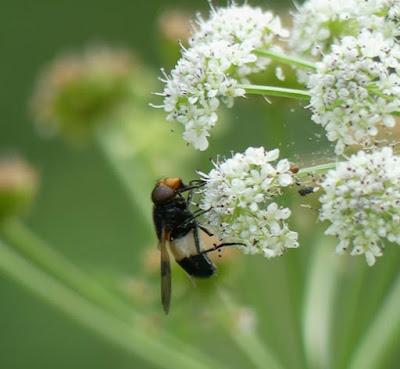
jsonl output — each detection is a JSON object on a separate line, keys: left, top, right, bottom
{"left": 308, "top": 30, "right": 400, "bottom": 154}
{"left": 199, "top": 147, "right": 298, "bottom": 258}
{"left": 289, "top": 0, "right": 400, "bottom": 59}
{"left": 159, "top": 4, "right": 288, "bottom": 150}
{"left": 319, "top": 147, "right": 400, "bottom": 266}
{"left": 191, "top": 4, "right": 288, "bottom": 75}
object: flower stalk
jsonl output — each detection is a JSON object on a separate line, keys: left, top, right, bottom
{"left": 302, "top": 236, "right": 340, "bottom": 369}
{"left": 217, "top": 290, "right": 285, "bottom": 369}
{"left": 96, "top": 128, "right": 154, "bottom": 230}
{"left": 347, "top": 272, "right": 400, "bottom": 369}
{"left": 239, "top": 84, "right": 311, "bottom": 100}
{"left": 254, "top": 49, "right": 317, "bottom": 70}
{"left": 0, "top": 219, "right": 136, "bottom": 322}
{"left": 298, "top": 162, "right": 337, "bottom": 177}
{"left": 0, "top": 239, "right": 227, "bottom": 369}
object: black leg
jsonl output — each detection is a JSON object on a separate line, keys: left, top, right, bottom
{"left": 177, "top": 181, "right": 206, "bottom": 205}
{"left": 201, "top": 242, "right": 246, "bottom": 255}
{"left": 188, "top": 179, "right": 206, "bottom": 187}
{"left": 186, "top": 187, "right": 195, "bottom": 205}
{"left": 177, "top": 180, "right": 206, "bottom": 195}
{"left": 199, "top": 225, "right": 214, "bottom": 237}
{"left": 177, "top": 208, "right": 211, "bottom": 230}
{"left": 191, "top": 208, "right": 210, "bottom": 218}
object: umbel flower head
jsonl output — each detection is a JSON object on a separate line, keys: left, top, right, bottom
{"left": 198, "top": 147, "right": 298, "bottom": 258}
{"left": 158, "top": 3, "right": 288, "bottom": 150}
{"left": 308, "top": 30, "right": 400, "bottom": 154}
{"left": 319, "top": 147, "right": 400, "bottom": 266}
{"left": 31, "top": 46, "right": 138, "bottom": 139}
{"left": 289, "top": 0, "right": 400, "bottom": 60}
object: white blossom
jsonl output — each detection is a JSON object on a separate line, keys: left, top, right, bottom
{"left": 198, "top": 147, "right": 298, "bottom": 258}
{"left": 289, "top": 0, "right": 400, "bottom": 60}
{"left": 319, "top": 147, "right": 400, "bottom": 266}
{"left": 308, "top": 30, "right": 400, "bottom": 154}
{"left": 157, "top": 4, "right": 288, "bottom": 150}
{"left": 191, "top": 3, "right": 288, "bottom": 76}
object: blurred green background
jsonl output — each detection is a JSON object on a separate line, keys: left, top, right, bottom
{"left": 1, "top": 1, "right": 400, "bottom": 369}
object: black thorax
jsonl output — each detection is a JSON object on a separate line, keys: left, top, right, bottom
{"left": 153, "top": 196, "right": 196, "bottom": 240}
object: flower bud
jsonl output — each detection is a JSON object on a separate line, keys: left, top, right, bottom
{"left": 0, "top": 159, "right": 38, "bottom": 222}
{"left": 157, "top": 9, "right": 192, "bottom": 66}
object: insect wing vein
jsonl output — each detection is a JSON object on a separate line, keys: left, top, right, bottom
{"left": 160, "top": 228, "right": 172, "bottom": 314}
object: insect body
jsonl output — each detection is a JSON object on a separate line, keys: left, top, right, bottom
{"left": 151, "top": 177, "right": 216, "bottom": 314}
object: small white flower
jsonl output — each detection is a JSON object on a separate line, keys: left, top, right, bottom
{"left": 319, "top": 147, "right": 400, "bottom": 266}
{"left": 308, "top": 30, "right": 400, "bottom": 154}
{"left": 157, "top": 4, "right": 288, "bottom": 150}
{"left": 289, "top": 0, "right": 400, "bottom": 60}
{"left": 199, "top": 147, "right": 298, "bottom": 258}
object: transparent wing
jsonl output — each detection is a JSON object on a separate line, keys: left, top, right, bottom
{"left": 160, "top": 228, "right": 172, "bottom": 314}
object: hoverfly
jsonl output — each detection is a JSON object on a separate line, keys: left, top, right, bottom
{"left": 151, "top": 177, "right": 236, "bottom": 314}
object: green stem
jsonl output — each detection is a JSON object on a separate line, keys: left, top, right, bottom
{"left": 239, "top": 84, "right": 311, "bottom": 100}
{"left": 0, "top": 220, "right": 136, "bottom": 323}
{"left": 0, "top": 240, "right": 224, "bottom": 369}
{"left": 333, "top": 262, "right": 368, "bottom": 369}
{"left": 0, "top": 221, "right": 228, "bottom": 369}
{"left": 96, "top": 128, "right": 154, "bottom": 230}
{"left": 298, "top": 162, "right": 338, "bottom": 177}
{"left": 346, "top": 272, "right": 400, "bottom": 369}
{"left": 217, "top": 290, "right": 285, "bottom": 369}
{"left": 302, "top": 237, "right": 340, "bottom": 369}
{"left": 254, "top": 49, "right": 317, "bottom": 70}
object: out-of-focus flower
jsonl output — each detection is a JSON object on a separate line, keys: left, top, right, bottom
{"left": 0, "top": 159, "right": 38, "bottom": 221}
{"left": 308, "top": 30, "right": 400, "bottom": 154}
{"left": 158, "top": 9, "right": 192, "bottom": 43}
{"left": 157, "top": 9, "right": 193, "bottom": 67}
{"left": 289, "top": 0, "right": 399, "bottom": 60}
{"left": 319, "top": 147, "right": 400, "bottom": 266}
{"left": 231, "top": 306, "right": 257, "bottom": 335}
{"left": 31, "top": 46, "right": 139, "bottom": 139}
{"left": 198, "top": 147, "right": 298, "bottom": 258}
{"left": 156, "top": 4, "right": 288, "bottom": 150}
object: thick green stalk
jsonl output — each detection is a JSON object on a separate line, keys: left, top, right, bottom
{"left": 333, "top": 262, "right": 368, "bottom": 369}
{"left": 254, "top": 49, "right": 317, "bottom": 70}
{"left": 0, "top": 240, "right": 225, "bottom": 369}
{"left": 96, "top": 128, "right": 154, "bottom": 230}
{"left": 0, "top": 221, "right": 229, "bottom": 369}
{"left": 302, "top": 237, "right": 340, "bottom": 369}
{"left": 346, "top": 272, "right": 400, "bottom": 369}
{"left": 0, "top": 219, "right": 136, "bottom": 323}
{"left": 239, "top": 84, "right": 311, "bottom": 100}
{"left": 217, "top": 291, "right": 285, "bottom": 369}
